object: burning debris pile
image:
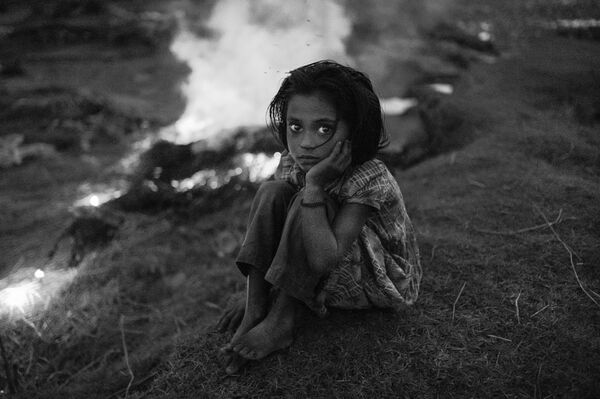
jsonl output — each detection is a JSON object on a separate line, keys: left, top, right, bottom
{"left": 109, "top": 128, "right": 281, "bottom": 215}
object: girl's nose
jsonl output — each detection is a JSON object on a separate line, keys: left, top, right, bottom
{"left": 300, "top": 131, "right": 318, "bottom": 149}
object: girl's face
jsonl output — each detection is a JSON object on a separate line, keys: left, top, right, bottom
{"left": 285, "top": 92, "right": 350, "bottom": 172}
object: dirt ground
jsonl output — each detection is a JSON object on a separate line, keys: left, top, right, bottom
{"left": 1, "top": 0, "right": 599, "bottom": 398}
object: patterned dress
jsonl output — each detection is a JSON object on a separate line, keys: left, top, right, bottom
{"left": 275, "top": 151, "right": 422, "bottom": 313}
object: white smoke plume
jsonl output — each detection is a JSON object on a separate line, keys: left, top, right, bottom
{"left": 168, "top": 0, "right": 353, "bottom": 144}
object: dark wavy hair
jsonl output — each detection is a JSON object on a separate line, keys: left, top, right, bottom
{"left": 267, "top": 60, "right": 387, "bottom": 166}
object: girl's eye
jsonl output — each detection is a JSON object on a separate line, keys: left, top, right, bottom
{"left": 318, "top": 125, "right": 334, "bottom": 135}
{"left": 289, "top": 124, "right": 302, "bottom": 133}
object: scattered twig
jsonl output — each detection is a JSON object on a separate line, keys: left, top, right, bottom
{"left": 474, "top": 209, "right": 563, "bottom": 236}
{"left": 452, "top": 282, "right": 467, "bottom": 322}
{"left": 535, "top": 363, "right": 543, "bottom": 399}
{"left": 119, "top": 315, "right": 134, "bottom": 398}
{"left": 488, "top": 334, "right": 512, "bottom": 342}
{"left": 531, "top": 304, "right": 550, "bottom": 318}
{"left": 515, "top": 291, "right": 522, "bottom": 324}
{"left": 535, "top": 205, "right": 600, "bottom": 309}
{"left": 25, "top": 346, "right": 34, "bottom": 376}
{"left": 430, "top": 244, "right": 437, "bottom": 263}
{"left": 467, "top": 178, "right": 486, "bottom": 188}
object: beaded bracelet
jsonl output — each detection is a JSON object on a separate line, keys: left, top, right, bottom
{"left": 300, "top": 199, "right": 327, "bottom": 208}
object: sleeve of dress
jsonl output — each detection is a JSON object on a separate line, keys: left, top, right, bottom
{"left": 339, "top": 160, "right": 392, "bottom": 210}
{"left": 274, "top": 150, "right": 293, "bottom": 181}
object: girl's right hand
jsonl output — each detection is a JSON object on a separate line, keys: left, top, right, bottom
{"left": 305, "top": 140, "right": 351, "bottom": 188}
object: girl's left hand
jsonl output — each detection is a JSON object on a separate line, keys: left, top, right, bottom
{"left": 305, "top": 140, "right": 351, "bottom": 187}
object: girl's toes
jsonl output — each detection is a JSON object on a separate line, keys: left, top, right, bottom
{"left": 232, "top": 343, "right": 244, "bottom": 354}
{"left": 238, "top": 346, "right": 252, "bottom": 358}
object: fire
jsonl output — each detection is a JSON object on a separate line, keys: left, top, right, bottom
{"left": 0, "top": 268, "right": 78, "bottom": 320}
{"left": 74, "top": 181, "right": 125, "bottom": 208}
{"left": 167, "top": 0, "right": 353, "bottom": 144}
{"left": 1, "top": 282, "right": 39, "bottom": 314}
{"left": 74, "top": 190, "right": 122, "bottom": 208}
{"left": 170, "top": 151, "right": 281, "bottom": 191}
{"left": 239, "top": 152, "right": 281, "bottom": 182}
{"left": 429, "top": 83, "right": 454, "bottom": 95}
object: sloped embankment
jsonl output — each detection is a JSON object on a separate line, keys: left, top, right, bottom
{"left": 135, "top": 34, "right": 600, "bottom": 398}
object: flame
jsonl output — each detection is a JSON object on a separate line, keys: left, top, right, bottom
{"left": 167, "top": 0, "right": 352, "bottom": 143}
{"left": 239, "top": 152, "right": 281, "bottom": 182}
{"left": 429, "top": 83, "right": 453, "bottom": 95}
{"left": 380, "top": 97, "right": 418, "bottom": 116}
{"left": 1, "top": 282, "right": 39, "bottom": 314}
{"left": 74, "top": 190, "right": 123, "bottom": 208}
{"left": 171, "top": 151, "right": 281, "bottom": 191}
{"left": 0, "top": 268, "right": 78, "bottom": 320}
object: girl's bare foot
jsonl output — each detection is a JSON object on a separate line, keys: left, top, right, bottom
{"left": 230, "top": 293, "right": 296, "bottom": 360}
{"left": 218, "top": 269, "right": 273, "bottom": 374}
{"left": 221, "top": 305, "right": 268, "bottom": 375}
{"left": 220, "top": 269, "right": 270, "bottom": 351}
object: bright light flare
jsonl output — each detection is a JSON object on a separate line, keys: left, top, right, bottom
{"left": 429, "top": 83, "right": 454, "bottom": 95}
{"left": 380, "top": 97, "right": 418, "bottom": 116}
{"left": 556, "top": 19, "right": 600, "bottom": 29}
{"left": 170, "top": 151, "right": 281, "bottom": 191}
{"left": 478, "top": 31, "right": 491, "bottom": 42}
{"left": 0, "top": 268, "right": 78, "bottom": 320}
{"left": 0, "top": 281, "right": 40, "bottom": 315}
{"left": 240, "top": 152, "right": 281, "bottom": 182}
{"left": 74, "top": 190, "right": 122, "bottom": 208}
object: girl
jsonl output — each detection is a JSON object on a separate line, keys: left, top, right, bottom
{"left": 217, "top": 60, "right": 421, "bottom": 374}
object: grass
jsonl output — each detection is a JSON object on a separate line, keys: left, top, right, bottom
{"left": 1, "top": 0, "right": 600, "bottom": 398}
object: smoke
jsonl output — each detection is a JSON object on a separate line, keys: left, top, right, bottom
{"left": 168, "top": 0, "right": 353, "bottom": 144}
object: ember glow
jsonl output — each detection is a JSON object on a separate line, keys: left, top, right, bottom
{"left": 74, "top": 181, "right": 126, "bottom": 208}
{"left": 171, "top": 151, "right": 281, "bottom": 191}
{"left": 1, "top": 282, "right": 38, "bottom": 314}
{"left": 75, "top": 190, "right": 122, "bottom": 208}
{"left": 167, "top": 0, "right": 352, "bottom": 144}
{"left": 381, "top": 97, "right": 418, "bottom": 116}
{"left": 0, "top": 268, "right": 78, "bottom": 320}
{"left": 429, "top": 83, "right": 454, "bottom": 95}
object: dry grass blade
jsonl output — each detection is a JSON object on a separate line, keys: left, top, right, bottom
{"left": 515, "top": 291, "right": 521, "bottom": 324}
{"left": 531, "top": 304, "right": 550, "bottom": 318}
{"left": 534, "top": 206, "right": 600, "bottom": 309}
{"left": 474, "top": 209, "right": 563, "bottom": 235}
{"left": 452, "top": 282, "right": 467, "bottom": 322}
{"left": 120, "top": 315, "right": 135, "bottom": 397}
{"left": 488, "top": 334, "right": 512, "bottom": 342}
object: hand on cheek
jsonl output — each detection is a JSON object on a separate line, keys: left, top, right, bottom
{"left": 306, "top": 140, "right": 352, "bottom": 187}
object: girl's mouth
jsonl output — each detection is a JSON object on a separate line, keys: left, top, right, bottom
{"left": 297, "top": 155, "right": 320, "bottom": 161}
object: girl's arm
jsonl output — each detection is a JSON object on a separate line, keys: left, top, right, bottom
{"left": 302, "top": 184, "right": 373, "bottom": 273}
{"left": 302, "top": 140, "right": 372, "bottom": 273}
